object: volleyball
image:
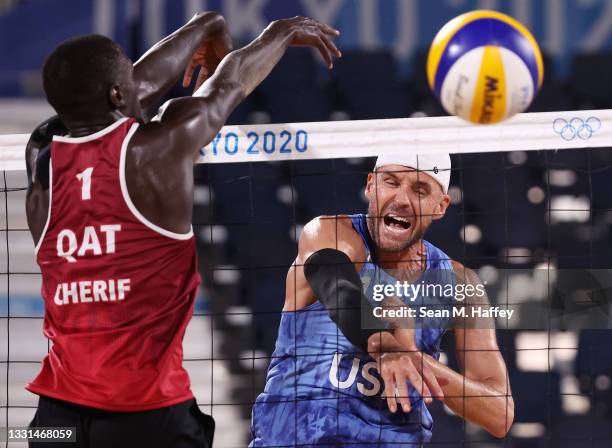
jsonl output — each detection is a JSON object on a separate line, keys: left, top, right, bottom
{"left": 427, "top": 10, "right": 544, "bottom": 124}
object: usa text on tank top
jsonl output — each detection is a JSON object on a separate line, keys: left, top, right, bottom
{"left": 28, "top": 117, "right": 201, "bottom": 412}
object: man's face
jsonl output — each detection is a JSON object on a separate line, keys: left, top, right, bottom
{"left": 366, "top": 164, "right": 450, "bottom": 253}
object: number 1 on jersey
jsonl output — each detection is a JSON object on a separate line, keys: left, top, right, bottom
{"left": 76, "top": 167, "right": 94, "bottom": 200}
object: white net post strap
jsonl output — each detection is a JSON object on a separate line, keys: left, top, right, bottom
{"left": 1, "top": 110, "right": 611, "bottom": 171}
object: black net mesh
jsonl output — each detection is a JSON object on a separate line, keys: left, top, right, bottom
{"left": 2, "top": 146, "right": 612, "bottom": 446}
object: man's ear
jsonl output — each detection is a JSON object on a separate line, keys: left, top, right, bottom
{"left": 365, "top": 172, "right": 375, "bottom": 198}
{"left": 109, "top": 85, "right": 126, "bottom": 110}
{"left": 432, "top": 194, "right": 451, "bottom": 221}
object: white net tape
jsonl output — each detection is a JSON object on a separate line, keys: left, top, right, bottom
{"left": 1, "top": 109, "right": 611, "bottom": 170}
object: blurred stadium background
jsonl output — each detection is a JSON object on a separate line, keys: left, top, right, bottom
{"left": 2, "top": 0, "right": 612, "bottom": 447}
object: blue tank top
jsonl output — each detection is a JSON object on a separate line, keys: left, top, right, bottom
{"left": 250, "top": 214, "right": 455, "bottom": 447}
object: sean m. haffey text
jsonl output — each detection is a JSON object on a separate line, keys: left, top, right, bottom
{"left": 371, "top": 279, "right": 515, "bottom": 321}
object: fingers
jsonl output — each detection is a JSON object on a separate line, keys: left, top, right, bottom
{"left": 380, "top": 366, "right": 398, "bottom": 413}
{"left": 315, "top": 36, "right": 334, "bottom": 69}
{"left": 194, "top": 66, "right": 209, "bottom": 91}
{"left": 312, "top": 22, "right": 341, "bottom": 67}
{"left": 404, "top": 361, "right": 432, "bottom": 405}
{"left": 321, "top": 33, "right": 342, "bottom": 59}
{"left": 394, "top": 369, "right": 411, "bottom": 413}
{"left": 322, "top": 24, "right": 341, "bottom": 36}
{"left": 182, "top": 61, "right": 196, "bottom": 88}
{"left": 313, "top": 19, "right": 340, "bottom": 37}
{"left": 368, "top": 334, "right": 382, "bottom": 362}
{"left": 285, "top": 15, "right": 339, "bottom": 36}
{"left": 422, "top": 364, "right": 445, "bottom": 401}
{"left": 183, "top": 41, "right": 212, "bottom": 88}
{"left": 284, "top": 16, "right": 341, "bottom": 69}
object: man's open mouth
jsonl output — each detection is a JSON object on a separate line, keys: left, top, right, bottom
{"left": 383, "top": 214, "right": 411, "bottom": 231}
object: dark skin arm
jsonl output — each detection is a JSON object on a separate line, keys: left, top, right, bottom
{"left": 26, "top": 11, "right": 229, "bottom": 187}
{"left": 133, "top": 11, "right": 231, "bottom": 115}
{"left": 127, "top": 17, "right": 341, "bottom": 234}
{"left": 25, "top": 11, "right": 230, "bottom": 241}
{"left": 26, "top": 16, "right": 340, "bottom": 244}
{"left": 25, "top": 117, "right": 67, "bottom": 242}
{"left": 26, "top": 137, "right": 49, "bottom": 244}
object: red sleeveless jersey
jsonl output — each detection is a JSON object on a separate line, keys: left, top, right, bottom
{"left": 27, "top": 117, "right": 201, "bottom": 412}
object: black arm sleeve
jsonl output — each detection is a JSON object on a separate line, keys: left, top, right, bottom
{"left": 303, "top": 248, "right": 383, "bottom": 352}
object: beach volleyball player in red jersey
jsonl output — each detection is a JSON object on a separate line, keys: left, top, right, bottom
{"left": 24, "top": 12, "right": 340, "bottom": 448}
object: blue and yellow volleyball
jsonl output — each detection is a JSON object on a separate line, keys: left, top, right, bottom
{"left": 427, "top": 10, "right": 544, "bottom": 124}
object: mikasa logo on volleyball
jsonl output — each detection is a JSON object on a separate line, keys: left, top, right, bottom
{"left": 480, "top": 76, "right": 502, "bottom": 124}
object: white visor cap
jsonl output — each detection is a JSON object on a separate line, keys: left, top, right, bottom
{"left": 374, "top": 153, "right": 452, "bottom": 194}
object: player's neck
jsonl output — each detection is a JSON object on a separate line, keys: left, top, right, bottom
{"left": 62, "top": 111, "right": 126, "bottom": 138}
{"left": 376, "top": 240, "right": 426, "bottom": 272}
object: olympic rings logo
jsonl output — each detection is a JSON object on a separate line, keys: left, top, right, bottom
{"left": 553, "top": 117, "right": 601, "bottom": 141}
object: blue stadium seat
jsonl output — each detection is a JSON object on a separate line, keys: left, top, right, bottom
{"left": 427, "top": 402, "right": 467, "bottom": 445}
{"left": 407, "top": 51, "right": 432, "bottom": 104}
{"left": 288, "top": 158, "right": 343, "bottom": 177}
{"left": 575, "top": 330, "right": 612, "bottom": 389}
{"left": 528, "top": 52, "right": 573, "bottom": 113}
{"left": 510, "top": 371, "right": 562, "bottom": 424}
{"left": 258, "top": 50, "right": 331, "bottom": 123}
{"left": 250, "top": 275, "right": 285, "bottom": 352}
{"left": 334, "top": 51, "right": 398, "bottom": 90}
{"left": 570, "top": 53, "right": 612, "bottom": 108}
{"left": 528, "top": 83, "right": 573, "bottom": 113}
{"left": 552, "top": 415, "right": 612, "bottom": 447}
{"left": 591, "top": 167, "right": 612, "bottom": 210}
{"left": 293, "top": 173, "right": 340, "bottom": 217}
{"left": 262, "top": 88, "right": 332, "bottom": 123}
{"left": 225, "top": 222, "right": 295, "bottom": 269}
{"left": 234, "top": 267, "right": 286, "bottom": 354}
{"left": 459, "top": 153, "right": 547, "bottom": 251}
{"left": 289, "top": 158, "right": 368, "bottom": 217}
{"left": 332, "top": 51, "right": 414, "bottom": 119}
{"left": 546, "top": 148, "right": 592, "bottom": 173}
{"left": 209, "top": 162, "right": 292, "bottom": 225}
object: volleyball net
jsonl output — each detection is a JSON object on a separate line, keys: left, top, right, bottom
{"left": 2, "top": 110, "right": 612, "bottom": 446}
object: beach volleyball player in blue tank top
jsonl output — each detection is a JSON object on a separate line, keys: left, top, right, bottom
{"left": 250, "top": 154, "right": 515, "bottom": 446}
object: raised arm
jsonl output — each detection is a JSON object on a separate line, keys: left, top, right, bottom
{"left": 138, "top": 16, "right": 341, "bottom": 161}
{"left": 133, "top": 11, "right": 230, "bottom": 113}
{"left": 24, "top": 13, "right": 229, "bottom": 190}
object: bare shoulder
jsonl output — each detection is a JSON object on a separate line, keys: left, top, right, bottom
{"left": 125, "top": 120, "right": 187, "bottom": 196}
{"left": 451, "top": 260, "right": 482, "bottom": 285}
{"left": 286, "top": 215, "right": 366, "bottom": 310}
{"left": 122, "top": 119, "right": 194, "bottom": 234}
{"left": 298, "top": 215, "right": 366, "bottom": 264}
{"left": 128, "top": 120, "right": 173, "bottom": 164}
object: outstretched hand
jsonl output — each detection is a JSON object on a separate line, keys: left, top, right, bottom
{"left": 183, "top": 28, "right": 233, "bottom": 91}
{"left": 274, "top": 16, "right": 342, "bottom": 69}
{"left": 368, "top": 330, "right": 445, "bottom": 413}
